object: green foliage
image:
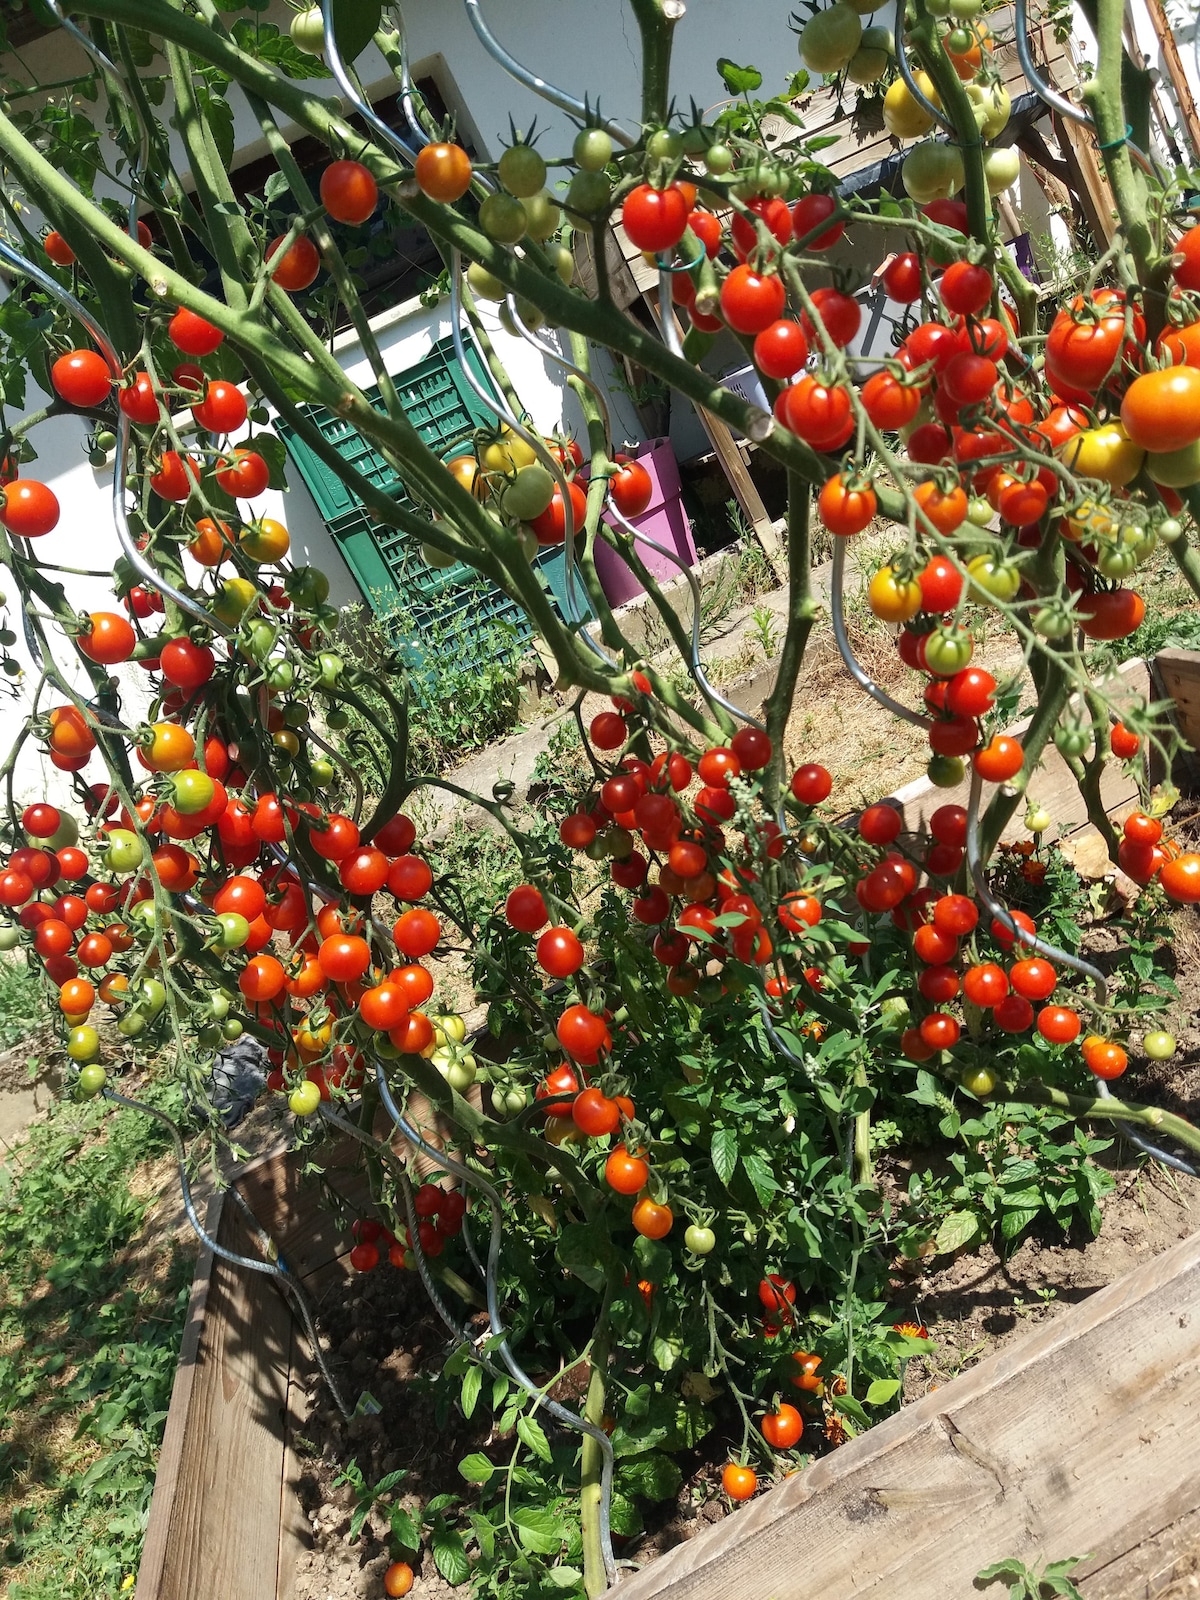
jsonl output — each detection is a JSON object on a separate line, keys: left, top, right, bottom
{"left": 0, "top": 1084, "right": 192, "bottom": 1600}
{"left": 0, "top": 953, "right": 47, "bottom": 1050}
{"left": 976, "top": 1552, "right": 1089, "bottom": 1599}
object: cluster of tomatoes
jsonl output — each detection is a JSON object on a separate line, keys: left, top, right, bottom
{"left": 347, "top": 1184, "right": 468, "bottom": 1273}
{"left": 486, "top": 689, "right": 1200, "bottom": 1174}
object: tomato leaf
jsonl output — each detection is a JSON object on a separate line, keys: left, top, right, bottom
{"left": 432, "top": 1527, "right": 471, "bottom": 1585}
{"left": 547, "top": 1565, "right": 584, "bottom": 1588}
{"left": 935, "top": 1209, "right": 981, "bottom": 1254}
{"left": 250, "top": 431, "right": 290, "bottom": 492}
{"left": 740, "top": 1148, "right": 779, "bottom": 1208}
{"left": 616, "top": 1450, "right": 682, "bottom": 1501}
{"left": 457, "top": 1452, "right": 495, "bottom": 1485}
{"left": 517, "top": 1415, "right": 553, "bottom": 1463}
{"left": 607, "top": 1492, "right": 644, "bottom": 1537}
{"left": 460, "top": 1362, "right": 483, "bottom": 1420}
{"left": 864, "top": 1377, "right": 900, "bottom": 1406}
{"left": 388, "top": 1505, "right": 420, "bottom": 1551}
{"left": 555, "top": 1222, "right": 608, "bottom": 1290}
{"left": 717, "top": 58, "right": 764, "bottom": 94}
{"left": 513, "top": 1505, "right": 562, "bottom": 1555}
{"left": 1000, "top": 1205, "right": 1040, "bottom": 1239}
{"left": 710, "top": 1125, "right": 738, "bottom": 1187}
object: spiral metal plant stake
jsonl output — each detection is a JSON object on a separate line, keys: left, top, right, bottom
{"left": 372, "top": 1060, "right": 619, "bottom": 1586}
{"left": 104, "top": 1088, "right": 353, "bottom": 1417}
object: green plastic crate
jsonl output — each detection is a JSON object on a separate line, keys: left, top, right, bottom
{"left": 279, "top": 333, "right": 590, "bottom": 687}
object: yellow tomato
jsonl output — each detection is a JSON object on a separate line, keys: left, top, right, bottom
{"left": 882, "top": 72, "right": 940, "bottom": 139}
{"left": 1060, "top": 423, "right": 1144, "bottom": 488}
{"left": 213, "top": 576, "right": 258, "bottom": 623}
{"left": 240, "top": 517, "right": 290, "bottom": 563}
{"left": 480, "top": 429, "right": 537, "bottom": 473}
{"left": 867, "top": 564, "right": 922, "bottom": 622}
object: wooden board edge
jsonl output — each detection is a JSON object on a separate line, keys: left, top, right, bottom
{"left": 276, "top": 1321, "right": 313, "bottom": 1600}
{"left": 607, "top": 1224, "right": 1200, "bottom": 1598}
{"left": 135, "top": 1190, "right": 226, "bottom": 1600}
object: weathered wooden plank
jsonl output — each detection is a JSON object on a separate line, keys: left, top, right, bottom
{"left": 1154, "top": 648, "right": 1200, "bottom": 753}
{"left": 608, "top": 1227, "right": 1200, "bottom": 1599}
{"left": 234, "top": 1137, "right": 374, "bottom": 1282}
{"left": 136, "top": 1192, "right": 225, "bottom": 1600}
{"left": 277, "top": 1323, "right": 311, "bottom": 1600}
{"left": 147, "top": 1201, "right": 294, "bottom": 1600}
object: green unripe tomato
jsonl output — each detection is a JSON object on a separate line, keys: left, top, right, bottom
{"left": 117, "top": 1010, "right": 148, "bottom": 1038}
{"left": 43, "top": 812, "right": 79, "bottom": 850}
{"left": 197, "top": 1023, "right": 222, "bottom": 1052}
{"left": 67, "top": 1025, "right": 100, "bottom": 1063}
{"left": 982, "top": 147, "right": 1021, "bottom": 196}
{"left": 499, "top": 298, "right": 546, "bottom": 336}
{"left": 606, "top": 827, "right": 636, "bottom": 861}
{"left": 422, "top": 541, "right": 457, "bottom": 570}
{"left": 95, "top": 430, "right": 117, "bottom": 452}
{"left": 573, "top": 127, "right": 613, "bottom": 172}
{"left": 498, "top": 142, "right": 547, "bottom": 198}
{"left": 946, "top": 25, "right": 973, "bottom": 50}
{"left": 516, "top": 524, "right": 540, "bottom": 562}
{"left": 140, "top": 978, "right": 168, "bottom": 1018}
{"left": 1032, "top": 605, "right": 1073, "bottom": 640}
{"left": 214, "top": 911, "right": 250, "bottom": 950}
{"left": 317, "top": 651, "right": 343, "bottom": 688}
{"left": 647, "top": 128, "right": 683, "bottom": 160}
{"left": 927, "top": 754, "right": 965, "bottom": 788}
{"left": 78, "top": 1063, "right": 107, "bottom": 1096}
{"left": 245, "top": 620, "right": 277, "bottom": 663}
{"left": 289, "top": 1080, "right": 323, "bottom": 1117}
{"left": 522, "top": 190, "right": 562, "bottom": 241}
{"left": 1159, "top": 517, "right": 1184, "bottom": 543}
{"left": 221, "top": 1018, "right": 244, "bottom": 1041}
{"left": 496, "top": 1085, "right": 527, "bottom": 1116}
{"left": 1024, "top": 805, "right": 1052, "bottom": 834}
{"left": 290, "top": 5, "right": 325, "bottom": 54}
{"left": 171, "top": 769, "right": 215, "bottom": 815}
{"left": 684, "top": 1224, "right": 716, "bottom": 1255}
{"left": 446, "top": 1058, "right": 478, "bottom": 1092}
{"left": 704, "top": 143, "right": 735, "bottom": 176}
{"left": 1054, "top": 724, "right": 1090, "bottom": 758}
{"left": 310, "top": 757, "right": 335, "bottom": 787}
{"left": 325, "top": 705, "right": 351, "bottom": 730}
{"left": 285, "top": 565, "right": 330, "bottom": 608}
{"left": 283, "top": 700, "right": 309, "bottom": 729}
{"left": 960, "top": 1065, "right": 998, "bottom": 1097}
{"left": 967, "top": 554, "right": 1020, "bottom": 605}
{"left": 501, "top": 464, "right": 556, "bottom": 522}
{"left": 466, "top": 261, "right": 508, "bottom": 302}
{"left": 0, "top": 923, "right": 20, "bottom": 951}
{"left": 479, "top": 193, "right": 527, "bottom": 244}
{"left": 1095, "top": 544, "right": 1137, "bottom": 580}
{"left": 130, "top": 898, "right": 162, "bottom": 931}
{"left": 267, "top": 659, "right": 295, "bottom": 693}
{"left": 695, "top": 977, "right": 724, "bottom": 1006}
{"left": 584, "top": 836, "right": 609, "bottom": 861}
{"left": 208, "top": 991, "right": 231, "bottom": 1021}
{"left": 544, "top": 241, "right": 575, "bottom": 285}
{"left": 967, "top": 495, "right": 994, "bottom": 527}
{"left": 103, "top": 828, "right": 145, "bottom": 873}
{"left": 566, "top": 170, "right": 612, "bottom": 216}
{"left": 1143, "top": 1030, "right": 1177, "bottom": 1060}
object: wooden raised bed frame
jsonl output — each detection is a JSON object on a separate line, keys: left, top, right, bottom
{"left": 137, "top": 654, "right": 1194, "bottom": 1600}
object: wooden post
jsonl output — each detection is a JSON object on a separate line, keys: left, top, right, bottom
{"left": 637, "top": 287, "right": 786, "bottom": 581}
{"left": 1055, "top": 111, "right": 1118, "bottom": 244}
{"left": 1137, "top": 0, "right": 1200, "bottom": 162}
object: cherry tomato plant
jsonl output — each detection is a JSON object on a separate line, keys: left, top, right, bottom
{"left": 0, "top": 1, "right": 1199, "bottom": 1595}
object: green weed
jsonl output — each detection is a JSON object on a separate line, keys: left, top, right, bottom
{"left": 0, "top": 1083, "right": 192, "bottom": 1600}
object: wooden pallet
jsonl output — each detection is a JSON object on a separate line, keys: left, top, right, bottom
{"left": 608, "top": 1224, "right": 1200, "bottom": 1599}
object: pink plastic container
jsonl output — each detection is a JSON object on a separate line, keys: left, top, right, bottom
{"left": 593, "top": 438, "right": 697, "bottom": 608}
